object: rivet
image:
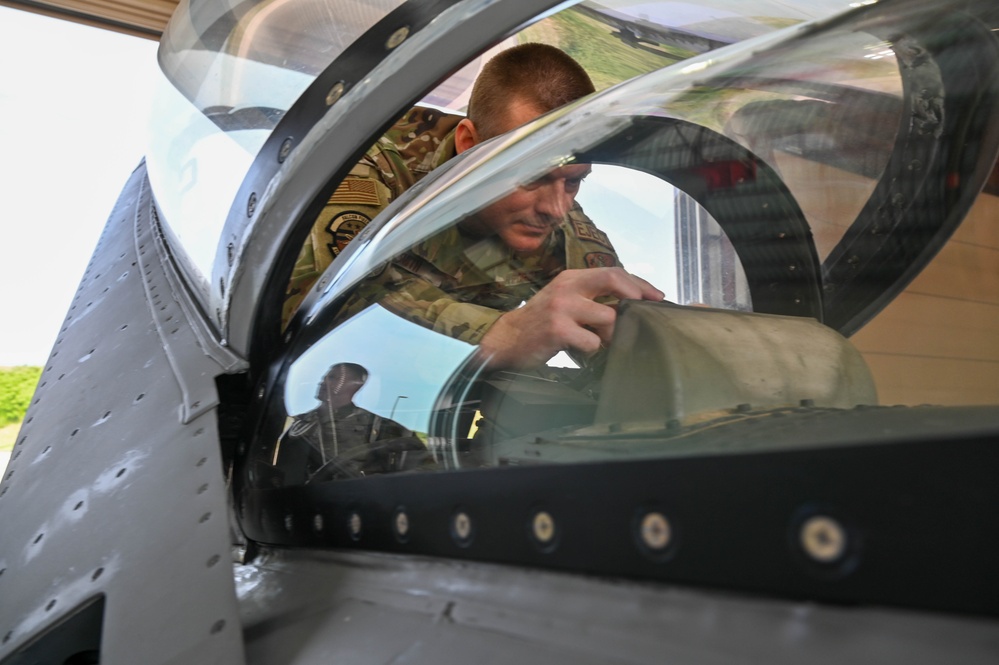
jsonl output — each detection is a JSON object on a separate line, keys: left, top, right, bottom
{"left": 313, "top": 514, "right": 324, "bottom": 532}
{"left": 207, "top": 555, "right": 220, "bottom": 568}
{"left": 800, "top": 399, "right": 814, "bottom": 407}
{"left": 385, "top": 26, "right": 410, "bottom": 49}
{"left": 325, "top": 81, "right": 346, "bottom": 106}
{"left": 45, "top": 599, "right": 56, "bottom": 612}
{"left": 278, "top": 137, "right": 294, "bottom": 163}
{"left": 284, "top": 515, "right": 293, "bottom": 531}
{"left": 452, "top": 510, "right": 473, "bottom": 546}
{"left": 348, "top": 512, "right": 362, "bottom": 540}
{"left": 640, "top": 512, "right": 672, "bottom": 551}
{"left": 736, "top": 403, "right": 752, "bottom": 413}
{"left": 247, "top": 192, "right": 258, "bottom": 217}
{"left": 210, "top": 620, "right": 226, "bottom": 635}
{"left": 91, "top": 567, "right": 104, "bottom": 581}
{"left": 199, "top": 512, "right": 212, "bottom": 524}
{"left": 800, "top": 515, "right": 847, "bottom": 563}
{"left": 532, "top": 511, "right": 555, "bottom": 545}
{"left": 394, "top": 509, "right": 410, "bottom": 541}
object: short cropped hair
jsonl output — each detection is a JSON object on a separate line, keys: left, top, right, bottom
{"left": 467, "top": 43, "right": 595, "bottom": 140}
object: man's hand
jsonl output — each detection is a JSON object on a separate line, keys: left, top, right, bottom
{"left": 478, "top": 268, "right": 664, "bottom": 369}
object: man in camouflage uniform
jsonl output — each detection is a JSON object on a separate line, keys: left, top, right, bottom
{"left": 288, "top": 43, "right": 664, "bottom": 368}
{"left": 283, "top": 106, "right": 464, "bottom": 327}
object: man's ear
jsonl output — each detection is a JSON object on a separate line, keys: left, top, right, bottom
{"left": 455, "top": 118, "right": 480, "bottom": 154}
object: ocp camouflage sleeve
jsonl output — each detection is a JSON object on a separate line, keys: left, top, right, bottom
{"left": 336, "top": 262, "right": 503, "bottom": 345}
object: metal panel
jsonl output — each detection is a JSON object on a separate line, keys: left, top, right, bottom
{"left": 0, "top": 163, "right": 246, "bottom": 665}
{"left": 237, "top": 548, "right": 999, "bottom": 665}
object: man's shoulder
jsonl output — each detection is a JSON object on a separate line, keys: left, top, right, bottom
{"left": 561, "top": 207, "right": 620, "bottom": 268}
{"left": 383, "top": 106, "right": 463, "bottom": 175}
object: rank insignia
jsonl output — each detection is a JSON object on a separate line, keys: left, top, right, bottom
{"left": 584, "top": 252, "right": 618, "bottom": 268}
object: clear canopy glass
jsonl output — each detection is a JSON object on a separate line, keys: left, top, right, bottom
{"left": 247, "top": 0, "right": 999, "bottom": 489}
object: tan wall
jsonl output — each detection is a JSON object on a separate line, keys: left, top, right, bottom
{"left": 776, "top": 153, "right": 999, "bottom": 406}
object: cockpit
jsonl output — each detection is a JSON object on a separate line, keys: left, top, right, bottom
{"left": 149, "top": 0, "right": 999, "bottom": 613}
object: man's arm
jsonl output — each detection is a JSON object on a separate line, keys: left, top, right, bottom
{"left": 479, "top": 268, "right": 663, "bottom": 369}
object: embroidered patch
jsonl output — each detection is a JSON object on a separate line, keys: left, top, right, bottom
{"left": 325, "top": 212, "right": 370, "bottom": 256}
{"left": 571, "top": 219, "right": 613, "bottom": 250}
{"left": 584, "top": 252, "right": 618, "bottom": 268}
{"left": 328, "top": 178, "right": 381, "bottom": 206}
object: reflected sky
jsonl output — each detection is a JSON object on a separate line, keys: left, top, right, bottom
{"left": 284, "top": 304, "right": 475, "bottom": 432}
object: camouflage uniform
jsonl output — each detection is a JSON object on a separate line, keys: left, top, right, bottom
{"left": 337, "top": 212, "right": 621, "bottom": 345}
{"left": 284, "top": 107, "right": 464, "bottom": 327}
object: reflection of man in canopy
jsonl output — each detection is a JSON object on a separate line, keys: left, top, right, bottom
{"left": 327, "top": 44, "right": 663, "bottom": 368}
{"left": 280, "top": 362, "right": 424, "bottom": 480}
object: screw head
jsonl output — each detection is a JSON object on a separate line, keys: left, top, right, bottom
{"left": 800, "top": 515, "right": 847, "bottom": 563}
{"left": 386, "top": 26, "right": 409, "bottom": 49}
{"left": 246, "top": 192, "right": 258, "bottom": 217}
{"left": 278, "top": 137, "right": 293, "bottom": 163}
{"left": 640, "top": 512, "right": 672, "bottom": 551}
{"left": 451, "top": 510, "right": 473, "bottom": 546}
{"left": 348, "top": 512, "right": 362, "bottom": 540}
{"left": 532, "top": 511, "right": 555, "bottom": 544}
{"left": 394, "top": 509, "right": 410, "bottom": 541}
{"left": 326, "top": 81, "right": 345, "bottom": 106}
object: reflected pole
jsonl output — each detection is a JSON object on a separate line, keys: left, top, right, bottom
{"left": 391, "top": 395, "right": 408, "bottom": 420}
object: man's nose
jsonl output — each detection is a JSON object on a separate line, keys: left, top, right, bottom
{"left": 534, "top": 183, "right": 573, "bottom": 219}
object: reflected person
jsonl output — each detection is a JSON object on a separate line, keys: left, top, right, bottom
{"left": 280, "top": 362, "right": 424, "bottom": 480}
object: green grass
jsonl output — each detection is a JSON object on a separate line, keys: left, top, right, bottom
{"left": 0, "top": 422, "right": 21, "bottom": 453}
{"left": 519, "top": 10, "right": 693, "bottom": 91}
{"left": 0, "top": 365, "right": 42, "bottom": 430}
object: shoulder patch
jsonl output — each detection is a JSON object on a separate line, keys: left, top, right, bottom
{"left": 570, "top": 219, "right": 614, "bottom": 250}
{"left": 325, "top": 211, "right": 370, "bottom": 257}
{"left": 584, "top": 252, "right": 618, "bottom": 268}
{"left": 328, "top": 178, "right": 382, "bottom": 207}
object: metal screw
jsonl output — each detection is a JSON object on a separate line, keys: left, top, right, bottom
{"left": 247, "top": 192, "right": 257, "bottom": 217}
{"left": 349, "top": 512, "right": 362, "bottom": 540}
{"left": 326, "top": 81, "right": 345, "bottom": 106}
{"left": 278, "top": 137, "right": 293, "bottom": 163}
{"left": 800, "top": 515, "right": 847, "bottom": 563}
{"left": 395, "top": 510, "right": 409, "bottom": 538}
{"left": 313, "top": 514, "right": 324, "bottom": 532}
{"left": 453, "top": 511, "right": 472, "bottom": 542}
{"left": 532, "top": 511, "right": 555, "bottom": 544}
{"left": 640, "top": 512, "right": 672, "bottom": 551}
{"left": 386, "top": 26, "right": 410, "bottom": 49}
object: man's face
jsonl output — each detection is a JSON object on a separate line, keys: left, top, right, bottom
{"left": 464, "top": 163, "right": 591, "bottom": 254}
{"left": 463, "top": 98, "right": 590, "bottom": 254}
